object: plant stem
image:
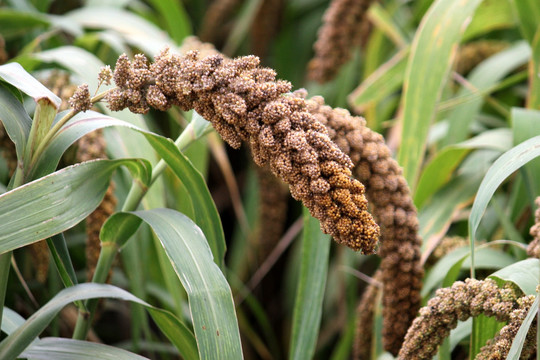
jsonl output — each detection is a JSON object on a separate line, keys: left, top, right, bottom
{"left": 72, "top": 242, "right": 118, "bottom": 340}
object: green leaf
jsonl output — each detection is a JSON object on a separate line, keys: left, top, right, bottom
{"left": 20, "top": 338, "right": 149, "bottom": 360}
{"left": 422, "top": 246, "right": 515, "bottom": 297}
{"left": 102, "top": 209, "right": 243, "bottom": 359}
{"left": 509, "top": 0, "right": 540, "bottom": 44}
{"left": 0, "top": 62, "right": 61, "bottom": 107}
{"left": 397, "top": 0, "right": 483, "bottom": 191}
{"left": 23, "top": 110, "right": 225, "bottom": 267}
{"left": 512, "top": 108, "right": 540, "bottom": 196}
{"left": 415, "top": 128, "right": 511, "bottom": 209}
{"left": 289, "top": 208, "right": 331, "bottom": 360}
{"left": 0, "top": 158, "right": 151, "bottom": 254}
{"left": 469, "top": 136, "right": 540, "bottom": 268}
{"left": 443, "top": 42, "right": 530, "bottom": 146}
{"left": 462, "top": 0, "right": 515, "bottom": 41}
{"left": 348, "top": 47, "right": 409, "bottom": 113}
{"left": 143, "top": 134, "right": 226, "bottom": 269}
{"left": 30, "top": 110, "right": 143, "bottom": 179}
{"left": 0, "top": 84, "right": 31, "bottom": 161}
{"left": 489, "top": 259, "right": 540, "bottom": 296}
{"left": 528, "top": 29, "right": 540, "bottom": 109}
{"left": 506, "top": 295, "right": 539, "bottom": 359}
{"left": 147, "top": 0, "right": 191, "bottom": 44}
{"left": 0, "top": 284, "right": 198, "bottom": 360}
{"left": 65, "top": 7, "right": 174, "bottom": 56}
{"left": 0, "top": 9, "right": 49, "bottom": 39}
{"left": 33, "top": 46, "right": 109, "bottom": 91}
{"left": 471, "top": 314, "right": 504, "bottom": 358}
{"left": 420, "top": 173, "right": 481, "bottom": 256}
{"left": 1, "top": 308, "right": 26, "bottom": 335}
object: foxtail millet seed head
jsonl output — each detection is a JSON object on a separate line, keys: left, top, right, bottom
{"left": 301, "top": 92, "right": 422, "bottom": 355}
{"left": 107, "top": 49, "right": 380, "bottom": 253}
{"left": 353, "top": 270, "right": 382, "bottom": 360}
{"left": 398, "top": 279, "right": 522, "bottom": 359}
{"left": 308, "top": 0, "right": 374, "bottom": 83}
{"left": 256, "top": 165, "right": 289, "bottom": 259}
{"left": 69, "top": 84, "right": 92, "bottom": 112}
{"left": 476, "top": 294, "right": 536, "bottom": 360}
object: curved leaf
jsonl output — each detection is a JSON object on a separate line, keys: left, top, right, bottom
{"left": 65, "top": 7, "right": 173, "bottom": 56}
{"left": 0, "top": 158, "right": 151, "bottom": 253}
{"left": 143, "top": 134, "right": 226, "bottom": 268}
{"left": 415, "top": 128, "right": 511, "bottom": 208}
{"left": 469, "top": 136, "right": 540, "bottom": 263}
{"left": 0, "top": 84, "right": 31, "bottom": 161}
{"left": 28, "top": 111, "right": 225, "bottom": 266}
{"left": 397, "top": 0, "right": 483, "bottom": 191}
{"left": 20, "top": 338, "right": 149, "bottom": 360}
{"left": 443, "top": 42, "right": 530, "bottom": 146}
{"left": 289, "top": 208, "right": 330, "bottom": 360}
{"left": 506, "top": 295, "right": 539, "bottom": 359}
{"left": 0, "top": 284, "right": 197, "bottom": 360}
{"left": 102, "top": 209, "right": 242, "bottom": 359}
{"left": 0, "top": 62, "right": 60, "bottom": 107}
{"left": 489, "top": 259, "right": 540, "bottom": 296}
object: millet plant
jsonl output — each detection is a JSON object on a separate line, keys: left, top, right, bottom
{"left": 0, "top": 0, "right": 539, "bottom": 359}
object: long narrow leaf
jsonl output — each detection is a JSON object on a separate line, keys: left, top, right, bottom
{"left": 469, "top": 136, "right": 540, "bottom": 262}
{"left": 0, "top": 158, "right": 151, "bottom": 253}
{"left": 489, "top": 259, "right": 540, "bottom": 296}
{"left": 0, "top": 84, "right": 31, "bottom": 160}
{"left": 509, "top": 0, "right": 540, "bottom": 44}
{"left": 0, "top": 62, "right": 60, "bottom": 107}
{"left": 102, "top": 209, "right": 242, "bottom": 359}
{"left": 20, "top": 338, "right": 149, "bottom": 360}
{"left": 397, "top": 0, "right": 483, "bottom": 191}
{"left": 143, "top": 134, "right": 226, "bottom": 268}
{"left": 289, "top": 208, "right": 331, "bottom": 360}
{"left": 0, "top": 284, "right": 197, "bottom": 360}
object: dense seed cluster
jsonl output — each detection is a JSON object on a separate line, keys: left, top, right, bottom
{"left": 28, "top": 240, "right": 49, "bottom": 283}
{"left": 398, "top": 279, "right": 521, "bottom": 359}
{"left": 76, "top": 129, "right": 117, "bottom": 281}
{"left": 179, "top": 36, "right": 222, "bottom": 58}
{"left": 528, "top": 197, "right": 540, "bottom": 259}
{"left": 476, "top": 295, "right": 536, "bottom": 360}
{"left": 455, "top": 40, "right": 508, "bottom": 75}
{"left": 308, "top": 0, "right": 373, "bottom": 83}
{"left": 303, "top": 93, "right": 422, "bottom": 355}
{"left": 68, "top": 84, "right": 92, "bottom": 112}
{"left": 256, "top": 166, "right": 289, "bottom": 258}
{"left": 353, "top": 270, "right": 382, "bottom": 360}
{"left": 107, "top": 49, "right": 380, "bottom": 253}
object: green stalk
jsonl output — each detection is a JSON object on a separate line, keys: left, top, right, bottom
{"left": 72, "top": 242, "right": 118, "bottom": 340}
{"left": 72, "top": 118, "right": 210, "bottom": 340}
